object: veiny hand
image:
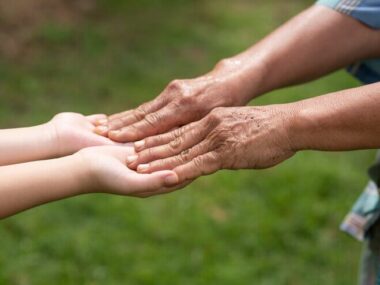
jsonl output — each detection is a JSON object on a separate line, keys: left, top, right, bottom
{"left": 75, "top": 145, "right": 180, "bottom": 197}
{"left": 99, "top": 59, "right": 258, "bottom": 142}
{"left": 126, "top": 106, "right": 296, "bottom": 191}
{"left": 48, "top": 112, "right": 117, "bottom": 157}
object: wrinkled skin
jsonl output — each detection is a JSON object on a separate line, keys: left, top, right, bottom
{"left": 125, "top": 106, "right": 295, "bottom": 193}
{"left": 101, "top": 59, "right": 260, "bottom": 142}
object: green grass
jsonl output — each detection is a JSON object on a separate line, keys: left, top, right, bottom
{"left": 0, "top": 1, "right": 375, "bottom": 284}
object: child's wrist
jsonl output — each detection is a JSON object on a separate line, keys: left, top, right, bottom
{"left": 69, "top": 152, "right": 99, "bottom": 194}
{"left": 63, "top": 153, "right": 94, "bottom": 195}
{"left": 42, "top": 121, "right": 61, "bottom": 158}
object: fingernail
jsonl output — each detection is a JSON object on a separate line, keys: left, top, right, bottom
{"left": 164, "top": 174, "right": 178, "bottom": 186}
{"left": 97, "top": 119, "right": 108, "bottom": 125}
{"left": 137, "top": 164, "right": 150, "bottom": 172}
{"left": 126, "top": 155, "right": 138, "bottom": 164}
{"left": 95, "top": 125, "right": 108, "bottom": 134}
{"left": 109, "top": 130, "right": 120, "bottom": 136}
{"left": 134, "top": 140, "right": 145, "bottom": 150}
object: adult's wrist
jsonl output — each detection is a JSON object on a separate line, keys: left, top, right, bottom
{"left": 211, "top": 55, "right": 271, "bottom": 103}
{"left": 284, "top": 100, "right": 325, "bottom": 152}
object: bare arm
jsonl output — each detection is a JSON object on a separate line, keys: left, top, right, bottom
{"left": 104, "top": 5, "right": 380, "bottom": 142}
{"left": 123, "top": 82, "right": 380, "bottom": 192}
{"left": 289, "top": 82, "right": 380, "bottom": 151}
{"left": 0, "top": 156, "right": 87, "bottom": 218}
{"left": 228, "top": 5, "right": 380, "bottom": 96}
{"left": 0, "top": 124, "right": 55, "bottom": 165}
{"left": 0, "top": 145, "right": 178, "bottom": 219}
{"left": 0, "top": 113, "right": 114, "bottom": 166}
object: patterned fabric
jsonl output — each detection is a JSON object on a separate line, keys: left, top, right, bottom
{"left": 315, "top": 1, "right": 380, "bottom": 284}
{"left": 317, "top": 0, "right": 380, "bottom": 84}
{"left": 358, "top": 219, "right": 380, "bottom": 285}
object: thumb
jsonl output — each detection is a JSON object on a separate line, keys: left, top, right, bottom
{"left": 130, "top": 170, "right": 179, "bottom": 193}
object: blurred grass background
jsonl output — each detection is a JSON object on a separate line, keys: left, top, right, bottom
{"left": 0, "top": 0, "right": 375, "bottom": 284}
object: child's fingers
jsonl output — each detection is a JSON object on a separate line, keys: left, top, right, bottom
{"left": 131, "top": 179, "right": 192, "bottom": 198}
{"left": 94, "top": 125, "right": 109, "bottom": 137}
{"left": 87, "top": 114, "right": 108, "bottom": 125}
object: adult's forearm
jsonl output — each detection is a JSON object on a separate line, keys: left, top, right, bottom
{"left": 287, "top": 82, "right": 380, "bottom": 151}
{"left": 213, "top": 5, "right": 380, "bottom": 101}
{"left": 0, "top": 156, "right": 86, "bottom": 218}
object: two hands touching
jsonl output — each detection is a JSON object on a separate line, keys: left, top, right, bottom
{"left": 96, "top": 72, "right": 298, "bottom": 197}
{"left": 1, "top": 65, "right": 297, "bottom": 220}
{"left": 0, "top": 112, "right": 179, "bottom": 218}
{"left": 48, "top": 113, "right": 180, "bottom": 196}
{"left": 5, "top": 4, "right": 380, "bottom": 217}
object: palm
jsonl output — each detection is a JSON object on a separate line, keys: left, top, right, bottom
{"left": 50, "top": 112, "right": 115, "bottom": 156}
{"left": 78, "top": 146, "right": 178, "bottom": 196}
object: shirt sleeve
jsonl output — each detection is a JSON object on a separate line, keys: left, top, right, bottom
{"left": 316, "top": 0, "right": 380, "bottom": 29}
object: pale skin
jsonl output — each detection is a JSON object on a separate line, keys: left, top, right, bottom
{"left": 98, "top": 5, "right": 380, "bottom": 195}
{"left": 0, "top": 113, "right": 178, "bottom": 218}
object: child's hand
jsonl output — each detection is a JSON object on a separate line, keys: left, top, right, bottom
{"left": 48, "top": 112, "right": 116, "bottom": 157}
{"left": 75, "top": 145, "right": 179, "bottom": 196}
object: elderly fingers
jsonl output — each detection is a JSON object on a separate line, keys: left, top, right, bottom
{"left": 173, "top": 151, "right": 221, "bottom": 184}
{"left": 136, "top": 140, "right": 212, "bottom": 173}
{"left": 127, "top": 120, "right": 210, "bottom": 168}
{"left": 109, "top": 101, "right": 192, "bottom": 142}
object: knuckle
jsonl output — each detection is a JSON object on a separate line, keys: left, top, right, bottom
{"left": 206, "top": 128, "right": 229, "bottom": 149}
{"left": 207, "top": 110, "right": 223, "bottom": 125}
{"left": 146, "top": 147, "right": 159, "bottom": 160}
{"left": 144, "top": 113, "right": 161, "bottom": 128}
{"left": 133, "top": 106, "right": 148, "bottom": 120}
{"left": 193, "top": 156, "right": 205, "bottom": 171}
{"left": 167, "top": 79, "right": 185, "bottom": 93}
{"left": 175, "top": 155, "right": 185, "bottom": 165}
{"left": 169, "top": 137, "right": 183, "bottom": 150}
{"left": 138, "top": 102, "right": 151, "bottom": 114}
{"left": 215, "top": 58, "right": 233, "bottom": 70}
{"left": 179, "top": 149, "right": 191, "bottom": 162}
{"left": 173, "top": 128, "right": 183, "bottom": 139}
{"left": 151, "top": 159, "right": 165, "bottom": 170}
{"left": 146, "top": 134, "right": 163, "bottom": 146}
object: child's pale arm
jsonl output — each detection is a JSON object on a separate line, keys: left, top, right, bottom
{"left": 0, "top": 145, "right": 178, "bottom": 219}
{"left": 0, "top": 155, "right": 87, "bottom": 218}
{"left": 0, "top": 113, "right": 113, "bottom": 166}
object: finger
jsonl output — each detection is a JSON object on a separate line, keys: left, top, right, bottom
{"left": 86, "top": 114, "right": 108, "bottom": 125}
{"left": 88, "top": 134, "right": 118, "bottom": 147}
{"left": 173, "top": 151, "right": 221, "bottom": 184}
{"left": 108, "top": 109, "right": 134, "bottom": 122}
{"left": 94, "top": 125, "right": 109, "bottom": 137}
{"left": 128, "top": 121, "right": 209, "bottom": 168}
{"left": 109, "top": 102, "right": 189, "bottom": 142}
{"left": 133, "top": 120, "right": 205, "bottom": 152}
{"left": 108, "top": 97, "right": 168, "bottom": 131}
{"left": 136, "top": 140, "right": 211, "bottom": 173}
{"left": 132, "top": 179, "right": 193, "bottom": 198}
{"left": 128, "top": 170, "right": 179, "bottom": 193}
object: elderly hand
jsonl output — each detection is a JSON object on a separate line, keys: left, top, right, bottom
{"left": 125, "top": 106, "right": 296, "bottom": 191}
{"left": 99, "top": 59, "right": 261, "bottom": 142}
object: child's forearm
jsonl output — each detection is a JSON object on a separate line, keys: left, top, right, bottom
{"left": 0, "top": 123, "right": 56, "bottom": 166}
{"left": 0, "top": 155, "right": 88, "bottom": 218}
